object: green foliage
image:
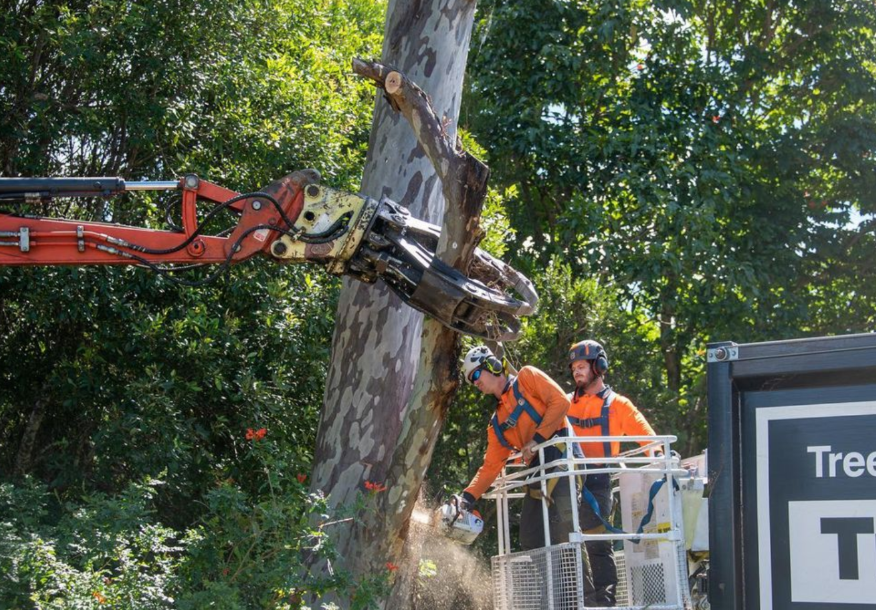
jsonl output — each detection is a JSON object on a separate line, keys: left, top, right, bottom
{"left": 0, "top": 449, "right": 390, "bottom": 609}
{"left": 1, "top": 0, "right": 386, "bottom": 606}
{"left": 0, "top": 0, "right": 383, "bottom": 190}
{"left": 1, "top": 264, "right": 338, "bottom": 520}
{"left": 460, "top": 0, "right": 876, "bottom": 448}
{"left": 1, "top": 477, "right": 183, "bottom": 608}
{"left": 174, "top": 435, "right": 390, "bottom": 610}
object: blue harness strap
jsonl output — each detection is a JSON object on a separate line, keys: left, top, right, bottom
{"left": 567, "top": 389, "right": 614, "bottom": 458}
{"left": 490, "top": 378, "right": 543, "bottom": 450}
{"left": 581, "top": 484, "right": 626, "bottom": 535}
{"left": 581, "top": 475, "right": 680, "bottom": 543}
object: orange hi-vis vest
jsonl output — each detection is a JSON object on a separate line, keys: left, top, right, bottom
{"left": 464, "top": 366, "right": 569, "bottom": 500}
{"left": 566, "top": 387, "right": 655, "bottom": 461}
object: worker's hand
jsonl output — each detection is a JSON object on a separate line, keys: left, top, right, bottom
{"left": 521, "top": 440, "right": 538, "bottom": 464}
{"left": 457, "top": 492, "right": 475, "bottom": 512}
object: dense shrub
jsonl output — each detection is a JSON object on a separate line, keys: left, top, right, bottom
{"left": 1, "top": 438, "right": 392, "bottom": 609}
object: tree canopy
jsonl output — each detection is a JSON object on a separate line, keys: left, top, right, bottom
{"left": 455, "top": 0, "right": 876, "bottom": 451}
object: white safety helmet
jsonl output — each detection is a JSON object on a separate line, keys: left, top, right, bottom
{"left": 462, "top": 345, "right": 503, "bottom": 384}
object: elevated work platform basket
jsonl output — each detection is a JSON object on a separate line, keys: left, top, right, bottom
{"left": 484, "top": 434, "right": 694, "bottom": 610}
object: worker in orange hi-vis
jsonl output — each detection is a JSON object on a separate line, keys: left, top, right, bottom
{"left": 566, "top": 339, "right": 657, "bottom": 607}
{"left": 456, "top": 345, "right": 596, "bottom": 604}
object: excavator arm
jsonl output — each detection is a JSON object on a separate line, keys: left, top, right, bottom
{"left": 0, "top": 170, "right": 537, "bottom": 341}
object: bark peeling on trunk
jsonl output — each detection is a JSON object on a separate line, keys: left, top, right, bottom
{"left": 309, "top": 0, "right": 488, "bottom": 602}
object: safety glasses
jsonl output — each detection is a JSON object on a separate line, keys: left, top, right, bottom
{"left": 470, "top": 367, "right": 484, "bottom": 383}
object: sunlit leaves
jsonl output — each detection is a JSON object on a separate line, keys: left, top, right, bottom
{"left": 462, "top": 0, "right": 876, "bottom": 445}
{"left": 0, "top": 0, "right": 385, "bottom": 604}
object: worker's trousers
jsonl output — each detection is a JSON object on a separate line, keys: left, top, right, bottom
{"left": 519, "top": 475, "right": 597, "bottom": 605}
{"left": 580, "top": 472, "right": 618, "bottom": 606}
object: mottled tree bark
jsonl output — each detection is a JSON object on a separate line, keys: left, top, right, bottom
{"left": 310, "top": 0, "right": 485, "bottom": 605}
{"left": 352, "top": 59, "right": 490, "bottom": 607}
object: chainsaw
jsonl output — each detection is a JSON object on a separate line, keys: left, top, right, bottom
{"left": 438, "top": 495, "right": 484, "bottom": 545}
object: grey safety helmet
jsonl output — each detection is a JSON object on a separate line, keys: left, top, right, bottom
{"left": 568, "top": 340, "right": 608, "bottom": 375}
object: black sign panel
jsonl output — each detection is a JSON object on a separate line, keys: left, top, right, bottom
{"left": 756, "top": 403, "right": 876, "bottom": 609}
{"left": 708, "top": 334, "right": 876, "bottom": 610}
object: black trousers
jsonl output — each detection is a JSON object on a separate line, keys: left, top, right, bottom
{"left": 518, "top": 475, "right": 598, "bottom": 605}
{"left": 520, "top": 475, "right": 579, "bottom": 548}
{"left": 579, "top": 472, "right": 618, "bottom": 606}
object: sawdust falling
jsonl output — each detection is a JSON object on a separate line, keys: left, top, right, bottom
{"left": 407, "top": 496, "right": 493, "bottom": 610}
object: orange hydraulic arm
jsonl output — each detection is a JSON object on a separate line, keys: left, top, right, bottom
{"left": 0, "top": 171, "right": 538, "bottom": 340}
{"left": 0, "top": 173, "right": 303, "bottom": 269}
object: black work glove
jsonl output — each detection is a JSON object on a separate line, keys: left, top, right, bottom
{"left": 458, "top": 491, "right": 476, "bottom": 512}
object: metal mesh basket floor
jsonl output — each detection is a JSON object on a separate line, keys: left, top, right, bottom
{"left": 492, "top": 541, "right": 688, "bottom": 609}
{"left": 615, "top": 549, "right": 630, "bottom": 606}
{"left": 492, "top": 543, "right": 585, "bottom": 610}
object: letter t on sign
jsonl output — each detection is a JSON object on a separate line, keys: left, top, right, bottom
{"left": 808, "top": 445, "right": 832, "bottom": 478}
{"left": 821, "top": 517, "right": 876, "bottom": 580}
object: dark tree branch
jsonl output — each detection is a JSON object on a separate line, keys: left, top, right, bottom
{"left": 13, "top": 392, "right": 49, "bottom": 478}
{"left": 353, "top": 59, "right": 458, "bottom": 187}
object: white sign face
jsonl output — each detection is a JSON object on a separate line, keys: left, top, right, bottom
{"left": 756, "top": 402, "right": 876, "bottom": 610}
{"left": 788, "top": 500, "right": 876, "bottom": 604}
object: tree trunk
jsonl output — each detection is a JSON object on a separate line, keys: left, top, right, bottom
{"left": 660, "top": 298, "right": 681, "bottom": 394}
{"left": 13, "top": 393, "right": 49, "bottom": 478}
{"left": 310, "top": 0, "right": 482, "bottom": 602}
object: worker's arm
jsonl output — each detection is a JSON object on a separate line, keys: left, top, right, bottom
{"left": 521, "top": 367, "right": 570, "bottom": 444}
{"left": 463, "top": 427, "right": 512, "bottom": 502}
{"left": 615, "top": 395, "right": 657, "bottom": 444}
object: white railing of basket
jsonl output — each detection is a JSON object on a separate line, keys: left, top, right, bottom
{"left": 482, "top": 434, "right": 687, "bottom": 556}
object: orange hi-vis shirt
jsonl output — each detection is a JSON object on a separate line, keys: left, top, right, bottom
{"left": 464, "top": 366, "right": 570, "bottom": 500}
{"left": 566, "top": 388, "right": 656, "bottom": 461}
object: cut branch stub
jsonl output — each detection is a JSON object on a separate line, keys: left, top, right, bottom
{"left": 353, "top": 58, "right": 456, "bottom": 185}
{"left": 385, "top": 71, "right": 402, "bottom": 95}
